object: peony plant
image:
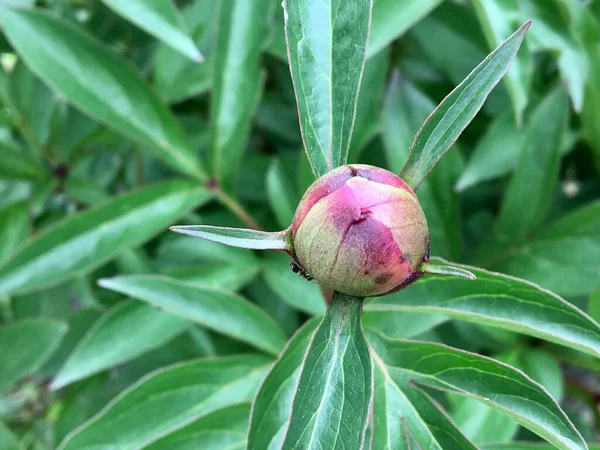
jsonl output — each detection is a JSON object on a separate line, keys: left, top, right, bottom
{"left": 165, "top": 2, "right": 593, "bottom": 448}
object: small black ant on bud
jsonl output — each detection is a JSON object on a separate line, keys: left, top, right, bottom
{"left": 289, "top": 261, "right": 314, "bottom": 281}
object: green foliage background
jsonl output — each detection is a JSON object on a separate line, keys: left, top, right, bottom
{"left": 0, "top": 0, "right": 599, "bottom": 448}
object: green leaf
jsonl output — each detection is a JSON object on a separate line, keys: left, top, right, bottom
{"left": 145, "top": 404, "right": 250, "bottom": 450}
{"left": 0, "top": 202, "right": 30, "bottom": 263}
{"left": 262, "top": 252, "right": 326, "bottom": 316}
{"left": 51, "top": 301, "right": 189, "bottom": 390}
{"left": 170, "top": 225, "right": 290, "bottom": 250}
{"left": 0, "top": 318, "right": 67, "bottom": 390}
{"left": 0, "top": 180, "right": 211, "bottom": 296}
{"left": 209, "top": 0, "right": 270, "bottom": 190}
{"left": 399, "top": 21, "right": 530, "bottom": 190}
{"left": 456, "top": 111, "right": 577, "bottom": 192}
{"left": 482, "top": 444, "right": 600, "bottom": 450}
{"left": 365, "top": 261, "right": 600, "bottom": 358}
{"left": 0, "top": 421, "right": 21, "bottom": 450}
{"left": 152, "top": 0, "right": 215, "bottom": 104}
{"left": 490, "top": 201, "right": 600, "bottom": 297}
{"left": 348, "top": 47, "right": 390, "bottom": 162}
{"left": 266, "top": 159, "right": 298, "bottom": 229}
{"left": 281, "top": 293, "right": 373, "bottom": 449}
{"left": 520, "top": 0, "right": 589, "bottom": 112}
{"left": 590, "top": 288, "right": 600, "bottom": 324}
{"left": 369, "top": 335, "right": 587, "bottom": 450}
{"left": 98, "top": 275, "right": 288, "bottom": 356}
{"left": 367, "top": 0, "right": 443, "bottom": 58}
{"left": 101, "top": 0, "right": 203, "bottom": 61}
{"left": 472, "top": 0, "right": 533, "bottom": 123}
{"left": 0, "top": 7, "right": 205, "bottom": 179}
{"left": 163, "top": 262, "right": 260, "bottom": 292}
{"left": 58, "top": 355, "right": 272, "bottom": 450}
{"left": 382, "top": 74, "right": 463, "bottom": 260}
{"left": 0, "top": 140, "right": 46, "bottom": 181}
{"left": 520, "top": 349, "right": 564, "bottom": 402}
{"left": 248, "top": 318, "right": 320, "bottom": 449}
{"left": 583, "top": 53, "right": 600, "bottom": 166}
{"left": 451, "top": 351, "right": 521, "bottom": 445}
{"left": 284, "top": 0, "right": 373, "bottom": 176}
{"left": 6, "top": 60, "right": 56, "bottom": 147}
{"left": 452, "top": 396, "right": 518, "bottom": 445}
{"left": 371, "top": 361, "right": 477, "bottom": 449}
{"left": 456, "top": 111, "right": 524, "bottom": 191}
{"left": 493, "top": 88, "right": 569, "bottom": 243}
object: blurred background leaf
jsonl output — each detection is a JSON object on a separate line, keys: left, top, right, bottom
{"left": 0, "top": 0, "right": 599, "bottom": 448}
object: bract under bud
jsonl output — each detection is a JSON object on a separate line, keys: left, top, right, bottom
{"left": 291, "top": 164, "right": 429, "bottom": 297}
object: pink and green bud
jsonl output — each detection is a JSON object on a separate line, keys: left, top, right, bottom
{"left": 291, "top": 164, "right": 430, "bottom": 297}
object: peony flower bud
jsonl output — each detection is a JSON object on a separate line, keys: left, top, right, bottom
{"left": 291, "top": 164, "right": 430, "bottom": 297}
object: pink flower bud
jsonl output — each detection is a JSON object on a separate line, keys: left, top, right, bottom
{"left": 291, "top": 164, "right": 430, "bottom": 297}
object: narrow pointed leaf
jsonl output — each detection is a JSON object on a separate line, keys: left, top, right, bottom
{"left": 170, "top": 225, "right": 290, "bottom": 250}
{"left": 248, "top": 319, "right": 320, "bottom": 449}
{"left": 0, "top": 180, "right": 211, "bottom": 296}
{"left": 284, "top": 0, "right": 373, "bottom": 176}
{"left": 102, "top": 0, "right": 203, "bottom": 61}
{"left": 369, "top": 335, "right": 587, "bottom": 450}
{"left": 281, "top": 293, "right": 373, "bottom": 449}
{"left": 99, "top": 275, "right": 288, "bottom": 356}
{"left": 371, "top": 360, "right": 477, "bottom": 449}
{"left": 51, "top": 301, "right": 190, "bottom": 390}
{"left": 493, "top": 88, "right": 569, "bottom": 243}
{"left": 210, "top": 0, "right": 270, "bottom": 190}
{"left": 400, "top": 21, "right": 530, "bottom": 190}
{"left": 0, "top": 7, "right": 205, "bottom": 179}
{"left": 0, "top": 318, "right": 67, "bottom": 390}
{"left": 419, "top": 262, "right": 476, "bottom": 280}
{"left": 58, "top": 355, "right": 272, "bottom": 450}
{"left": 365, "top": 260, "right": 600, "bottom": 358}
{"left": 382, "top": 74, "right": 463, "bottom": 260}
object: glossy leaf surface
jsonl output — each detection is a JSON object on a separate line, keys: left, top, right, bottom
{"left": 400, "top": 21, "right": 530, "bottom": 190}
{"left": 170, "top": 225, "right": 289, "bottom": 250}
{"left": 284, "top": 0, "right": 373, "bottom": 176}
{"left": 51, "top": 301, "right": 189, "bottom": 390}
{"left": 209, "top": 0, "right": 270, "bottom": 190}
{"left": 282, "top": 293, "right": 373, "bottom": 449}
{"left": 102, "top": 0, "right": 203, "bottom": 61}
{"left": 0, "top": 7, "right": 205, "bottom": 178}
{"left": 365, "top": 261, "right": 600, "bottom": 358}
{"left": 58, "top": 355, "right": 272, "bottom": 450}
{"left": 369, "top": 335, "right": 586, "bottom": 450}
{"left": 99, "top": 275, "right": 288, "bottom": 356}
{"left": 0, "top": 180, "right": 210, "bottom": 296}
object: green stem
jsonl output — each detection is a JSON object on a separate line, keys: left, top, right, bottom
{"left": 214, "top": 188, "right": 263, "bottom": 231}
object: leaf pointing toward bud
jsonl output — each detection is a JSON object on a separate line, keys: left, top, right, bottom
{"left": 169, "top": 225, "right": 291, "bottom": 251}
{"left": 400, "top": 20, "right": 531, "bottom": 190}
{"left": 419, "top": 261, "right": 476, "bottom": 280}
